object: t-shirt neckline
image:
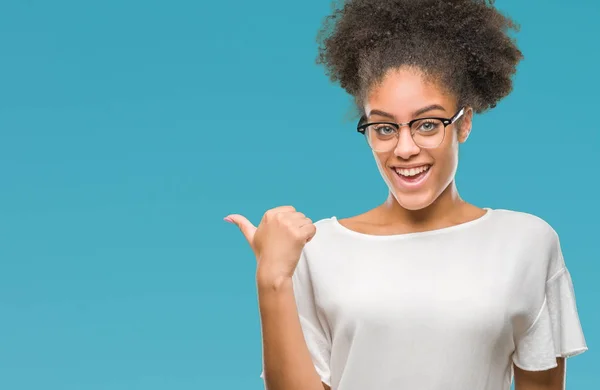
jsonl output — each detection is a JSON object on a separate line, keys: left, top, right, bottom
{"left": 330, "top": 207, "right": 493, "bottom": 240}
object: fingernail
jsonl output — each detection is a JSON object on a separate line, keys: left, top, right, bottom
{"left": 223, "top": 216, "right": 233, "bottom": 223}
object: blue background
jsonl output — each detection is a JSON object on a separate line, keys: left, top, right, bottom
{"left": 0, "top": 0, "right": 597, "bottom": 389}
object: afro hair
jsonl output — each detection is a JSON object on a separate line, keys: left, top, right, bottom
{"left": 316, "top": 0, "right": 524, "bottom": 117}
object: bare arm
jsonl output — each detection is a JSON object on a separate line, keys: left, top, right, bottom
{"left": 514, "top": 358, "right": 565, "bottom": 390}
{"left": 226, "top": 208, "right": 328, "bottom": 390}
{"left": 258, "top": 273, "right": 329, "bottom": 390}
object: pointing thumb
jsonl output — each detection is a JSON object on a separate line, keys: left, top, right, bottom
{"left": 225, "top": 214, "right": 257, "bottom": 245}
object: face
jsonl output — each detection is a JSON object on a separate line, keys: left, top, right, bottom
{"left": 363, "top": 66, "right": 473, "bottom": 211}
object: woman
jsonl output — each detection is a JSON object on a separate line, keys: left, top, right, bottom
{"left": 225, "top": 0, "right": 588, "bottom": 389}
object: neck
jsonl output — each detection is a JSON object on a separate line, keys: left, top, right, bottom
{"left": 382, "top": 181, "right": 468, "bottom": 228}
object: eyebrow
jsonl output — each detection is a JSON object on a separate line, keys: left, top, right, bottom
{"left": 367, "top": 104, "right": 447, "bottom": 120}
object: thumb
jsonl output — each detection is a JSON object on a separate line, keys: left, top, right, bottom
{"left": 225, "top": 214, "right": 257, "bottom": 245}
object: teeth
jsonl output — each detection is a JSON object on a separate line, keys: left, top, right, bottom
{"left": 395, "top": 165, "right": 430, "bottom": 177}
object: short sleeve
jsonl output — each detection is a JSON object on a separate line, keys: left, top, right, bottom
{"left": 512, "top": 232, "right": 588, "bottom": 371}
{"left": 259, "top": 249, "right": 332, "bottom": 386}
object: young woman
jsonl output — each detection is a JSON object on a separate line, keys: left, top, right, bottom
{"left": 226, "top": 0, "right": 587, "bottom": 389}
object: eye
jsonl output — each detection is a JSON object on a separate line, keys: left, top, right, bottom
{"left": 372, "top": 124, "right": 396, "bottom": 136}
{"left": 415, "top": 119, "right": 442, "bottom": 133}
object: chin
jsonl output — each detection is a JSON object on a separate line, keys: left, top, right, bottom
{"left": 392, "top": 191, "right": 437, "bottom": 211}
{"left": 381, "top": 169, "right": 437, "bottom": 211}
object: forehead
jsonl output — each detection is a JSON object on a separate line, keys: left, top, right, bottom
{"left": 365, "top": 67, "right": 454, "bottom": 116}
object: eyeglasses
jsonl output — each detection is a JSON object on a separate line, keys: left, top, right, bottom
{"left": 356, "top": 107, "right": 465, "bottom": 151}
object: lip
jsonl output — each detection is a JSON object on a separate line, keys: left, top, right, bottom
{"left": 390, "top": 165, "right": 432, "bottom": 191}
{"left": 390, "top": 163, "right": 432, "bottom": 169}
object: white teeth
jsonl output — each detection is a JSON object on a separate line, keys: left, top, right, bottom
{"left": 395, "top": 165, "right": 430, "bottom": 177}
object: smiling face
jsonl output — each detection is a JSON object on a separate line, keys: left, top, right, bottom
{"left": 363, "top": 66, "right": 473, "bottom": 211}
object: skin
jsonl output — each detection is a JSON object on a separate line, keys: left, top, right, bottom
{"left": 226, "top": 207, "right": 326, "bottom": 390}
{"left": 228, "top": 65, "right": 566, "bottom": 390}
{"left": 339, "top": 65, "right": 485, "bottom": 235}
{"left": 514, "top": 359, "right": 566, "bottom": 390}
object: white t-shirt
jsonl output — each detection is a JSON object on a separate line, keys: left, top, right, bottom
{"left": 259, "top": 208, "right": 588, "bottom": 390}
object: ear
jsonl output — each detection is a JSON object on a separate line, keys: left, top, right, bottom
{"left": 457, "top": 107, "right": 473, "bottom": 143}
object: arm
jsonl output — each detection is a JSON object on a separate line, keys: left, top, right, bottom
{"left": 258, "top": 273, "right": 329, "bottom": 390}
{"left": 514, "top": 358, "right": 565, "bottom": 390}
{"left": 511, "top": 227, "right": 587, "bottom": 389}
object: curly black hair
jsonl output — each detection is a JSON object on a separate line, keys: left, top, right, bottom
{"left": 316, "top": 0, "right": 524, "bottom": 117}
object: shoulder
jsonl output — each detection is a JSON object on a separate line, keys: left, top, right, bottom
{"left": 313, "top": 216, "right": 339, "bottom": 229}
{"left": 489, "top": 208, "right": 559, "bottom": 242}
{"left": 307, "top": 217, "right": 345, "bottom": 247}
{"left": 311, "top": 217, "right": 339, "bottom": 235}
{"left": 490, "top": 208, "right": 564, "bottom": 277}
{"left": 293, "top": 217, "right": 341, "bottom": 281}
{"left": 297, "top": 216, "right": 352, "bottom": 267}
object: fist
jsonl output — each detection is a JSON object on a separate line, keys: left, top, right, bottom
{"left": 225, "top": 206, "right": 316, "bottom": 279}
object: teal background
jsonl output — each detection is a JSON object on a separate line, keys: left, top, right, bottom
{"left": 0, "top": 0, "right": 597, "bottom": 389}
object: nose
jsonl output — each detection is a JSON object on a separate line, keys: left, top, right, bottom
{"left": 393, "top": 125, "right": 421, "bottom": 159}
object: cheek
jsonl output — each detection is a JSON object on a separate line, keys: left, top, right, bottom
{"left": 432, "top": 135, "right": 460, "bottom": 181}
{"left": 372, "top": 151, "right": 395, "bottom": 183}
{"left": 373, "top": 150, "right": 388, "bottom": 172}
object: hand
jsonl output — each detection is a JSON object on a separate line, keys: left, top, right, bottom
{"left": 225, "top": 206, "right": 316, "bottom": 280}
